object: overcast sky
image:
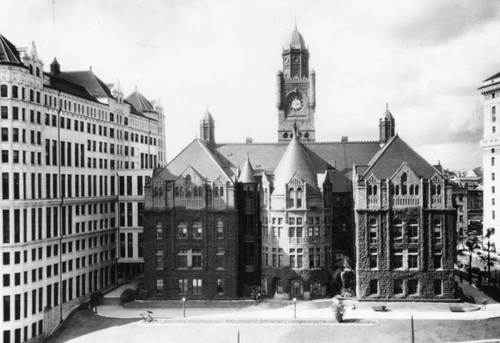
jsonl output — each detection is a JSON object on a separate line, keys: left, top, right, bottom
{"left": 2, "top": 0, "right": 499, "bottom": 170}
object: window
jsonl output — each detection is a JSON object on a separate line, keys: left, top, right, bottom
{"left": 276, "top": 279, "right": 283, "bottom": 293}
{"left": 311, "top": 280, "right": 320, "bottom": 296}
{"left": 192, "top": 279, "right": 202, "bottom": 294}
{"left": 368, "top": 219, "right": 377, "bottom": 243}
{"left": 0, "top": 85, "right": 7, "bottom": 97}
{"left": 369, "top": 279, "right": 378, "bottom": 295}
{"left": 408, "top": 248, "right": 418, "bottom": 269}
{"left": 369, "top": 248, "right": 378, "bottom": 269}
{"left": 156, "top": 279, "right": 163, "bottom": 293}
{"left": 392, "top": 249, "right": 403, "bottom": 269}
{"left": 393, "top": 279, "right": 403, "bottom": 295}
{"left": 156, "top": 250, "right": 164, "bottom": 269}
{"left": 217, "top": 220, "right": 224, "bottom": 239}
{"left": 434, "top": 279, "right": 442, "bottom": 295}
{"left": 433, "top": 219, "right": 442, "bottom": 243}
{"left": 193, "top": 221, "right": 203, "bottom": 239}
{"left": 391, "top": 219, "right": 403, "bottom": 242}
{"left": 216, "top": 279, "right": 224, "bottom": 295}
{"left": 433, "top": 248, "right": 442, "bottom": 269}
{"left": 178, "top": 279, "right": 188, "bottom": 293}
{"left": 156, "top": 222, "right": 163, "bottom": 239}
{"left": 216, "top": 248, "right": 225, "bottom": 269}
{"left": 408, "top": 279, "right": 418, "bottom": 295}
{"left": 177, "top": 222, "right": 188, "bottom": 239}
{"left": 401, "top": 173, "right": 408, "bottom": 195}
{"left": 408, "top": 219, "right": 418, "bottom": 242}
{"left": 192, "top": 249, "right": 202, "bottom": 268}
{"left": 492, "top": 157, "right": 495, "bottom": 166}
{"left": 493, "top": 106, "right": 497, "bottom": 122}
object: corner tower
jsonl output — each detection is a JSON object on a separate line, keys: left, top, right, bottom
{"left": 277, "top": 26, "right": 316, "bottom": 142}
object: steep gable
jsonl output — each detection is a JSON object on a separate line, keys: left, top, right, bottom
{"left": 362, "top": 136, "right": 439, "bottom": 180}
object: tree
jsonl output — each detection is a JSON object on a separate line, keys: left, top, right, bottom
{"left": 465, "top": 235, "right": 479, "bottom": 284}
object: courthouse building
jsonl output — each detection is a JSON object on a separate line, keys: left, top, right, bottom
{"left": 0, "top": 35, "right": 165, "bottom": 343}
{"left": 143, "top": 27, "right": 456, "bottom": 301}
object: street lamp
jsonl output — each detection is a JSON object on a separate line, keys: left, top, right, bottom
{"left": 293, "top": 298, "right": 297, "bottom": 319}
{"left": 182, "top": 297, "right": 186, "bottom": 318}
{"left": 486, "top": 228, "right": 495, "bottom": 286}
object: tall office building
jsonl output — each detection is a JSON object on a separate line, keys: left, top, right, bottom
{"left": 480, "top": 72, "right": 500, "bottom": 250}
{"left": 0, "top": 35, "right": 166, "bottom": 343}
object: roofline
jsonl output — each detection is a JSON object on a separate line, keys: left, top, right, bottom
{"left": 215, "top": 140, "right": 380, "bottom": 146}
{"left": 197, "top": 140, "right": 234, "bottom": 183}
{"left": 361, "top": 135, "right": 397, "bottom": 178}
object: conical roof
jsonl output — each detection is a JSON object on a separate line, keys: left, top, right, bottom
{"left": 287, "top": 27, "right": 306, "bottom": 50}
{"left": 272, "top": 133, "right": 318, "bottom": 195}
{"left": 202, "top": 108, "right": 214, "bottom": 122}
{"left": 0, "top": 35, "right": 22, "bottom": 66}
{"left": 126, "top": 88, "right": 154, "bottom": 112}
{"left": 238, "top": 156, "right": 257, "bottom": 183}
{"left": 382, "top": 104, "right": 394, "bottom": 121}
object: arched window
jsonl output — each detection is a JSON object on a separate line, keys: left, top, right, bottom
{"left": 395, "top": 185, "right": 400, "bottom": 195}
{"left": 29, "top": 65, "right": 33, "bottom": 75}
{"left": 153, "top": 187, "right": 159, "bottom": 197}
{"left": 193, "top": 187, "right": 198, "bottom": 197}
{"left": 296, "top": 188, "right": 303, "bottom": 208}
{"left": 367, "top": 185, "right": 372, "bottom": 196}
{"left": 431, "top": 184, "right": 436, "bottom": 195}
{"left": 401, "top": 173, "right": 408, "bottom": 195}
{"left": 409, "top": 185, "right": 414, "bottom": 195}
{"left": 36, "top": 67, "right": 40, "bottom": 77}
{"left": 373, "top": 185, "right": 378, "bottom": 195}
{"left": 288, "top": 188, "right": 295, "bottom": 208}
{"left": 219, "top": 186, "right": 224, "bottom": 197}
{"left": 311, "top": 280, "right": 320, "bottom": 296}
{"left": 186, "top": 175, "right": 191, "bottom": 184}
{"left": 11, "top": 86, "right": 18, "bottom": 99}
{"left": 214, "top": 186, "right": 219, "bottom": 197}
{"left": 186, "top": 187, "right": 192, "bottom": 198}
{"left": 264, "top": 188, "right": 268, "bottom": 207}
{"left": 198, "top": 187, "right": 203, "bottom": 197}
{"left": 437, "top": 185, "right": 442, "bottom": 195}
{"left": 0, "top": 85, "right": 7, "bottom": 97}
{"left": 415, "top": 185, "right": 419, "bottom": 195}
{"left": 276, "top": 279, "right": 283, "bottom": 293}
{"left": 175, "top": 187, "right": 179, "bottom": 197}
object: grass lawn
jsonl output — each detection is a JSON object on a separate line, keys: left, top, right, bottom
{"left": 46, "top": 308, "right": 500, "bottom": 343}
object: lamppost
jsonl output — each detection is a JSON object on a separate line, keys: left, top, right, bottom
{"left": 486, "top": 228, "right": 495, "bottom": 286}
{"left": 182, "top": 297, "right": 186, "bottom": 318}
{"left": 293, "top": 298, "right": 297, "bottom": 319}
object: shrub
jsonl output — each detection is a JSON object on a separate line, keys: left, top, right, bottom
{"left": 90, "top": 291, "right": 103, "bottom": 307}
{"left": 120, "top": 288, "right": 138, "bottom": 305}
{"left": 332, "top": 303, "right": 346, "bottom": 323}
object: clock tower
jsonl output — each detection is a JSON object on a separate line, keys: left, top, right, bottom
{"left": 277, "top": 26, "right": 316, "bottom": 142}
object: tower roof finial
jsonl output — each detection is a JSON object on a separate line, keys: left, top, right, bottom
{"left": 386, "top": 103, "right": 388, "bottom": 110}
{"left": 295, "top": 15, "right": 297, "bottom": 30}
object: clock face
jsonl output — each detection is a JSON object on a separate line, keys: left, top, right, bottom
{"left": 284, "top": 57, "right": 290, "bottom": 64}
{"left": 289, "top": 96, "right": 303, "bottom": 111}
{"left": 293, "top": 56, "right": 300, "bottom": 63}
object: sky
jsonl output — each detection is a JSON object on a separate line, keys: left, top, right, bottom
{"left": 1, "top": 0, "right": 498, "bottom": 171}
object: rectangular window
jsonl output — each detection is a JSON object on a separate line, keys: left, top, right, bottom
{"left": 408, "top": 279, "right": 418, "bottom": 295}
{"left": 192, "top": 249, "right": 202, "bottom": 268}
{"left": 434, "top": 248, "right": 442, "bottom": 269}
{"left": 192, "top": 279, "right": 202, "bottom": 294}
{"left": 434, "top": 279, "right": 442, "bottom": 295}
{"left": 156, "top": 279, "right": 163, "bottom": 293}
{"left": 392, "top": 249, "right": 403, "bottom": 269}
{"left": 369, "top": 248, "right": 378, "bottom": 269}
{"left": 178, "top": 279, "right": 188, "bottom": 293}
{"left": 393, "top": 279, "right": 403, "bottom": 295}
{"left": 216, "top": 279, "right": 224, "bottom": 295}
{"left": 369, "top": 279, "right": 379, "bottom": 295}
{"left": 408, "top": 248, "right": 418, "bottom": 269}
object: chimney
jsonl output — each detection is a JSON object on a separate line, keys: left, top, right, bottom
{"left": 246, "top": 137, "right": 253, "bottom": 144}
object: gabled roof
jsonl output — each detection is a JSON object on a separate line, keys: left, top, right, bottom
{"left": 126, "top": 89, "right": 154, "bottom": 113}
{"left": 272, "top": 134, "right": 319, "bottom": 195}
{"left": 286, "top": 27, "right": 307, "bottom": 50}
{"left": 0, "top": 35, "right": 23, "bottom": 66}
{"left": 153, "top": 167, "right": 177, "bottom": 182}
{"left": 361, "top": 135, "right": 440, "bottom": 180}
{"left": 57, "top": 70, "right": 113, "bottom": 99}
{"left": 166, "top": 139, "right": 233, "bottom": 184}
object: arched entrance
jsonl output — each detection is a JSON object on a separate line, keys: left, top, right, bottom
{"left": 290, "top": 279, "right": 304, "bottom": 298}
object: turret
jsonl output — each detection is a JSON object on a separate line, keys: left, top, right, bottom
{"left": 379, "top": 104, "right": 396, "bottom": 145}
{"left": 200, "top": 108, "right": 215, "bottom": 145}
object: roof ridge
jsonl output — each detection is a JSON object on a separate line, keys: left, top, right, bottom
{"left": 196, "top": 140, "right": 234, "bottom": 183}
{"left": 216, "top": 140, "right": 380, "bottom": 146}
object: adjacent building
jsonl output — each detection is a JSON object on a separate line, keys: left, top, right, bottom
{"left": 143, "top": 27, "right": 456, "bottom": 301}
{"left": 0, "top": 35, "right": 166, "bottom": 343}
